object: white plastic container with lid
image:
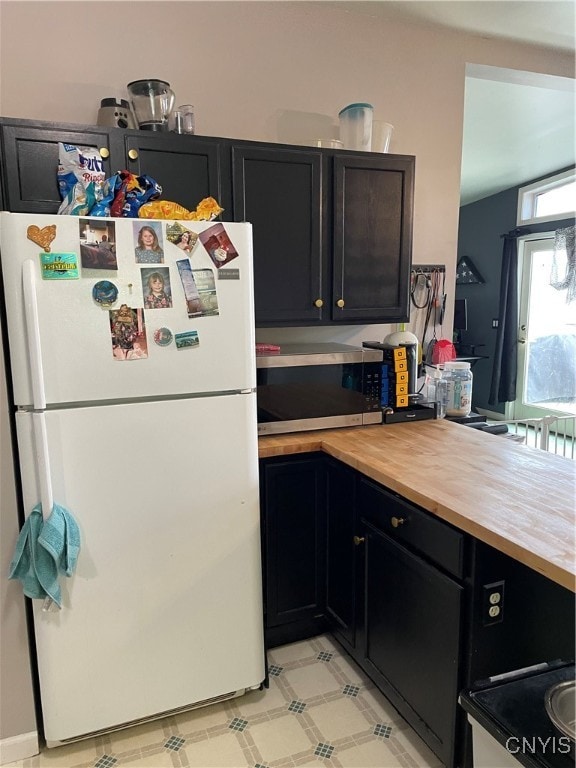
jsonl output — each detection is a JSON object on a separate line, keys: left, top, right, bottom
{"left": 339, "top": 103, "right": 373, "bottom": 151}
{"left": 443, "top": 361, "right": 473, "bottom": 417}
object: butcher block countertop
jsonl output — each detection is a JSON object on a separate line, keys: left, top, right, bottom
{"left": 258, "top": 421, "right": 576, "bottom": 592}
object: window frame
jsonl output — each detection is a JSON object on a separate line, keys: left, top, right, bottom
{"left": 517, "top": 168, "right": 576, "bottom": 226}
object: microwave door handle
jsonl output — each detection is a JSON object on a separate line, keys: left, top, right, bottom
{"left": 22, "top": 259, "right": 46, "bottom": 410}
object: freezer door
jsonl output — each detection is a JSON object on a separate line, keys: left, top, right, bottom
{"left": 15, "top": 393, "right": 264, "bottom": 744}
{"left": 0, "top": 213, "right": 256, "bottom": 406}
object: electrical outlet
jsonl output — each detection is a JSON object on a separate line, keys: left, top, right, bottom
{"left": 492, "top": 319, "right": 499, "bottom": 328}
{"left": 482, "top": 580, "right": 505, "bottom": 625}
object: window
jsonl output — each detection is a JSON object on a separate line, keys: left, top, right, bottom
{"left": 517, "top": 169, "right": 576, "bottom": 225}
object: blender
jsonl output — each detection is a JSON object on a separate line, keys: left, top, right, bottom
{"left": 127, "top": 79, "right": 175, "bottom": 131}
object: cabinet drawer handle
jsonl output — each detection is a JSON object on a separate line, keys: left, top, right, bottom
{"left": 391, "top": 516, "right": 405, "bottom": 528}
{"left": 353, "top": 535, "right": 365, "bottom": 546}
{"left": 99, "top": 147, "right": 110, "bottom": 159}
{"left": 336, "top": 298, "right": 345, "bottom": 308}
{"left": 314, "top": 298, "right": 324, "bottom": 308}
{"left": 128, "top": 148, "right": 139, "bottom": 161}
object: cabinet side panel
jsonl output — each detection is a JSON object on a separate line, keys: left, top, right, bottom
{"left": 263, "top": 457, "right": 326, "bottom": 626}
{"left": 325, "top": 461, "right": 356, "bottom": 647}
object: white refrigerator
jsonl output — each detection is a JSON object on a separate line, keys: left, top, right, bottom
{"left": 0, "top": 211, "right": 265, "bottom": 746}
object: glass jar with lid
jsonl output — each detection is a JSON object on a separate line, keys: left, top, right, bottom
{"left": 443, "top": 361, "right": 473, "bottom": 417}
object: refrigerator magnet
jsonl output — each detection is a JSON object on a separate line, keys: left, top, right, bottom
{"left": 141, "top": 267, "right": 173, "bottom": 309}
{"left": 92, "top": 280, "right": 119, "bottom": 306}
{"left": 199, "top": 224, "right": 239, "bottom": 269}
{"left": 175, "top": 330, "right": 199, "bottom": 350}
{"left": 153, "top": 327, "right": 173, "bottom": 347}
{"left": 79, "top": 219, "right": 118, "bottom": 270}
{"left": 217, "top": 268, "right": 240, "bottom": 281}
{"left": 166, "top": 222, "right": 199, "bottom": 253}
{"left": 133, "top": 221, "right": 165, "bottom": 264}
{"left": 192, "top": 269, "right": 219, "bottom": 317}
{"left": 27, "top": 224, "right": 57, "bottom": 252}
{"left": 176, "top": 258, "right": 202, "bottom": 318}
{"left": 40, "top": 253, "right": 79, "bottom": 280}
{"left": 109, "top": 305, "right": 149, "bottom": 361}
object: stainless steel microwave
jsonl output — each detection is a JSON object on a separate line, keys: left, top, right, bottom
{"left": 256, "top": 343, "right": 383, "bottom": 435}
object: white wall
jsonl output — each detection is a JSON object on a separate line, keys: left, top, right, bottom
{"left": 0, "top": 0, "right": 573, "bottom": 751}
{"left": 0, "top": 1, "right": 572, "bottom": 345}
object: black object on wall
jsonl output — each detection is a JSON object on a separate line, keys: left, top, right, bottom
{"left": 456, "top": 256, "right": 484, "bottom": 285}
{"left": 454, "top": 298, "right": 468, "bottom": 331}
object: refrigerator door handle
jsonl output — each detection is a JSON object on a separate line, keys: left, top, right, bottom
{"left": 32, "top": 412, "right": 54, "bottom": 520}
{"left": 22, "top": 259, "right": 47, "bottom": 410}
{"left": 32, "top": 411, "right": 60, "bottom": 611}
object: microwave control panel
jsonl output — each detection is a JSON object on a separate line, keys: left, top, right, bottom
{"left": 363, "top": 363, "right": 383, "bottom": 411}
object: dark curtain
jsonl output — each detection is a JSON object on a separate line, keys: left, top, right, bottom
{"left": 489, "top": 232, "right": 521, "bottom": 405}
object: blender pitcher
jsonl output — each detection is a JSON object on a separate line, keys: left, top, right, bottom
{"left": 127, "top": 79, "right": 175, "bottom": 131}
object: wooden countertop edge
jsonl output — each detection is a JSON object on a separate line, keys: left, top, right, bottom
{"left": 259, "top": 430, "right": 576, "bottom": 593}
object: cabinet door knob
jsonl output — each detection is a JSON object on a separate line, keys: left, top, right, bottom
{"left": 391, "top": 516, "right": 405, "bottom": 528}
{"left": 314, "top": 298, "right": 324, "bottom": 308}
{"left": 353, "top": 535, "right": 365, "bottom": 546}
{"left": 128, "top": 148, "right": 139, "bottom": 161}
{"left": 99, "top": 147, "right": 110, "bottom": 159}
{"left": 336, "top": 298, "right": 345, "bottom": 308}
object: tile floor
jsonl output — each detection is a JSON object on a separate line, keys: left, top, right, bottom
{"left": 8, "top": 634, "right": 443, "bottom": 768}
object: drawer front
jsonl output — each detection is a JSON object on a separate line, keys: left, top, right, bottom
{"left": 358, "top": 477, "right": 464, "bottom": 579}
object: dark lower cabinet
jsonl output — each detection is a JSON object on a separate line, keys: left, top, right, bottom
{"left": 260, "top": 453, "right": 575, "bottom": 767}
{"left": 355, "top": 477, "right": 466, "bottom": 768}
{"left": 260, "top": 454, "right": 327, "bottom": 647}
{"left": 361, "top": 520, "right": 463, "bottom": 768}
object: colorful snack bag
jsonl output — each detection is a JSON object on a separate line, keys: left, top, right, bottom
{"left": 90, "top": 172, "right": 162, "bottom": 218}
{"left": 57, "top": 143, "right": 105, "bottom": 216}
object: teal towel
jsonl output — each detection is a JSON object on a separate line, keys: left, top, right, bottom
{"left": 39, "top": 504, "right": 80, "bottom": 577}
{"left": 8, "top": 503, "right": 81, "bottom": 608}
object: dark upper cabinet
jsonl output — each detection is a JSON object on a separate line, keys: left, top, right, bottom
{"left": 0, "top": 122, "right": 114, "bottom": 213}
{"left": 0, "top": 119, "right": 227, "bottom": 217}
{"left": 0, "top": 119, "right": 414, "bottom": 327}
{"left": 332, "top": 154, "right": 414, "bottom": 323}
{"left": 232, "top": 144, "right": 325, "bottom": 325}
{"left": 232, "top": 142, "right": 414, "bottom": 326}
{"left": 121, "top": 132, "right": 228, "bottom": 214}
